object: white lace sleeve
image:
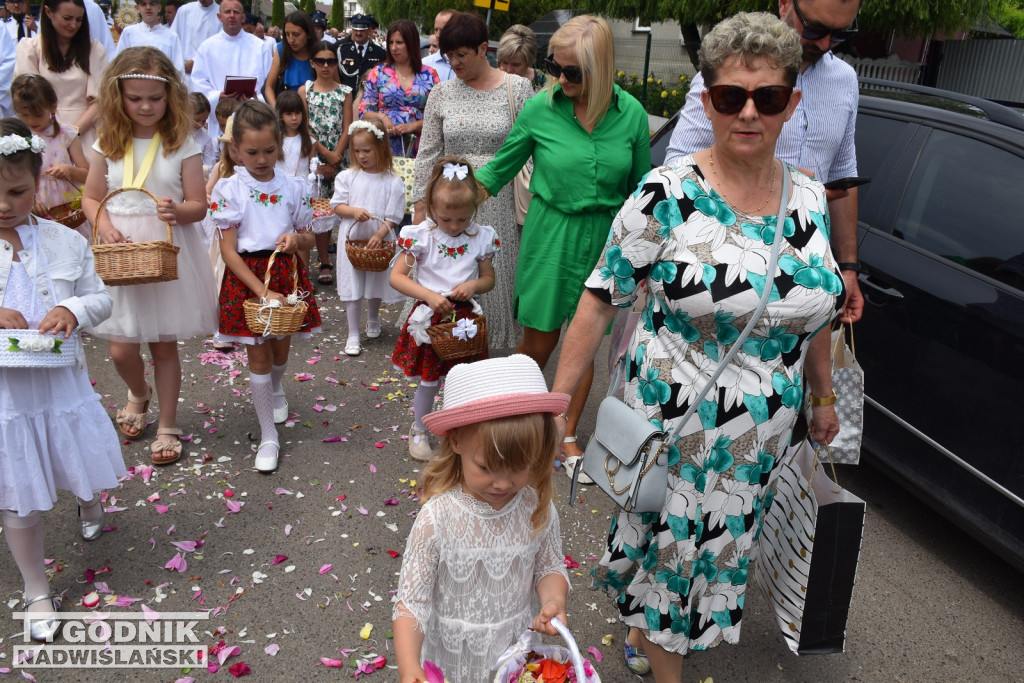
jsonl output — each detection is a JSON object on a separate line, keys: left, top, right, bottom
{"left": 392, "top": 504, "right": 440, "bottom": 628}
{"left": 533, "top": 503, "right": 570, "bottom": 588}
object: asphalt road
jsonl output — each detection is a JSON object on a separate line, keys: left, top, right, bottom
{"left": 1, "top": 285, "right": 1021, "bottom": 682}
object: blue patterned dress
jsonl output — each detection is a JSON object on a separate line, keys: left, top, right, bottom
{"left": 586, "top": 157, "right": 843, "bottom": 654}
{"left": 358, "top": 63, "right": 439, "bottom": 157}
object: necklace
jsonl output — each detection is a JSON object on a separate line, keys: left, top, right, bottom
{"left": 708, "top": 149, "right": 778, "bottom": 215}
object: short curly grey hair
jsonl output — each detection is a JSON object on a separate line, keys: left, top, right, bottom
{"left": 698, "top": 12, "right": 802, "bottom": 87}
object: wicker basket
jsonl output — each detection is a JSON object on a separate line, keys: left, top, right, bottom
{"left": 310, "top": 197, "right": 332, "bottom": 217}
{"left": 242, "top": 250, "right": 309, "bottom": 336}
{"left": 47, "top": 202, "right": 86, "bottom": 229}
{"left": 345, "top": 220, "right": 395, "bottom": 272}
{"left": 426, "top": 315, "right": 487, "bottom": 361}
{"left": 0, "top": 329, "right": 79, "bottom": 369}
{"left": 91, "top": 187, "right": 179, "bottom": 286}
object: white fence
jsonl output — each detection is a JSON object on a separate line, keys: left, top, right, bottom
{"left": 841, "top": 55, "right": 922, "bottom": 84}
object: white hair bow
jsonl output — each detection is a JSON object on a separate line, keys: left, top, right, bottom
{"left": 442, "top": 163, "right": 468, "bottom": 181}
{"left": 452, "top": 317, "right": 478, "bottom": 341}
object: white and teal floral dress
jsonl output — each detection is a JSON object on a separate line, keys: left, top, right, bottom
{"left": 587, "top": 157, "right": 843, "bottom": 655}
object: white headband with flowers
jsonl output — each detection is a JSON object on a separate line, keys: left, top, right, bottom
{"left": 0, "top": 134, "right": 46, "bottom": 156}
{"left": 348, "top": 120, "right": 385, "bottom": 140}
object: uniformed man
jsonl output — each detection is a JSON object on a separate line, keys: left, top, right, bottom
{"left": 337, "top": 13, "right": 385, "bottom": 91}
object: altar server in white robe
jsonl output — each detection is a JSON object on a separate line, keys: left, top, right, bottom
{"left": 171, "top": 0, "right": 220, "bottom": 84}
{"left": 115, "top": 0, "right": 185, "bottom": 74}
{"left": 190, "top": 0, "right": 272, "bottom": 137}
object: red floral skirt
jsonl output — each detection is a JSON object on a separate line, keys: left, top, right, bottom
{"left": 219, "top": 252, "right": 322, "bottom": 338}
{"left": 392, "top": 300, "right": 487, "bottom": 382}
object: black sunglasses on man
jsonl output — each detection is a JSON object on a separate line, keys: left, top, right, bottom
{"left": 791, "top": 0, "right": 858, "bottom": 44}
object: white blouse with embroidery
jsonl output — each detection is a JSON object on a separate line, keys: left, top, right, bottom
{"left": 208, "top": 168, "right": 313, "bottom": 253}
{"left": 395, "top": 220, "right": 500, "bottom": 294}
{"left": 393, "top": 486, "right": 568, "bottom": 682}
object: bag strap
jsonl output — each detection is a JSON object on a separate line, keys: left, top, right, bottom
{"left": 506, "top": 75, "right": 517, "bottom": 124}
{"left": 617, "top": 164, "right": 792, "bottom": 448}
{"left": 122, "top": 133, "right": 162, "bottom": 190}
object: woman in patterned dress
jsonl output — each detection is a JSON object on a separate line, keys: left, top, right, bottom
{"left": 412, "top": 11, "right": 533, "bottom": 350}
{"left": 551, "top": 13, "right": 843, "bottom": 681}
{"left": 299, "top": 40, "right": 352, "bottom": 283}
{"left": 358, "top": 19, "right": 438, "bottom": 158}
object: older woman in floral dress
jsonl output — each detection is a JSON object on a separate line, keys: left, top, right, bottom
{"left": 551, "top": 13, "right": 842, "bottom": 681}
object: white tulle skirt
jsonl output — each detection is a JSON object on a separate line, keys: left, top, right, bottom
{"left": 92, "top": 208, "right": 219, "bottom": 343}
{"left": 0, "top": 363, "right": 126, "bottom": 515}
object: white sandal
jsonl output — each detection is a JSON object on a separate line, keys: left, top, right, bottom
{"left": 563, "top": 436, "right": 594, "bottom": 484}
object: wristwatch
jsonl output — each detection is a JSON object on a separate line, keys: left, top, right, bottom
{"left": 837, "top": 261, "right": 862, "bottom": 273}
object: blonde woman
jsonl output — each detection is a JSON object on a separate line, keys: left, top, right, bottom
{"left": 475, "top": 15, "right": 650, "bottom": 474}
{"left": 496, "top": 24, "right": 545, "bottom": 91}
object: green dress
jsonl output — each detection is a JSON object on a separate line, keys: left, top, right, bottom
{"left": 475, "top": 84, "right": 651, "bottom": 331}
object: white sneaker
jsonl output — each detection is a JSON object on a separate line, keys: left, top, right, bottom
{"left": 254, "top": 441, "right": 279, "bottom": 472}
{"left": 272, "top": 391, "right": 289, "bottom": 424}
{"left": 408, "top": 427, "right": 433, "bottom": 462}
{"left": 565, "top": 455, "right": 594, "bottom": 484}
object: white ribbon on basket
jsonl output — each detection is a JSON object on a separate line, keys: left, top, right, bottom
{"left": 253, "top": 288, "right": 309, "bottom": 337}
{"left": 452, "top": 317, "right": 477, "bottom": 341}
{"left": 406, "top": 304, "right": 434, "bottom": 346}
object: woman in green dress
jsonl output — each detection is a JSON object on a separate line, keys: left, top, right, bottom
{"left": 475, "top": 14, "right": 651, "bottom": 474}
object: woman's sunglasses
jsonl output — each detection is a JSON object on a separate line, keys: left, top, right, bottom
{"left": 707, "top": 85, "right": 794, "bottom": 116}
{"left": 311, "top": 57, "right": 338, "bottom": 67}
{"left": 791, "top": 0, "right": 858, "bottom": 44}
{"left": 544, "top": 56, "right": 583, "bottom": 84}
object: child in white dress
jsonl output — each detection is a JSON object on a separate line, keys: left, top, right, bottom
{"left": 330, "top": 120, "right": 405, "bottom": 356}
{"left": 390, "top": 157, "right": 499, "bottom": 461}
{"left": 0, "top": 118, "right": 125, "bottom": 641}
{"left": 209, "top": 101, "right": 320, "bottom": 473}
{"left": 393, "top": 355, "right": 571, "bottom": 683}
{"left": 275, "top": 91, "right": 318, "bottom": 268}
{"left": 83, "top": 47, "right": 219, "bottom": 467}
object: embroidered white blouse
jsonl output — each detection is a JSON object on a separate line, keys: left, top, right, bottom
{"left": 393, "top": 486, "right": 569, "bottom": 682}
{"left": 208, "top": 168, "right": 313, "bottom": 253}
{"left": 395, "top": 220, "right": 499, "bottom": 294}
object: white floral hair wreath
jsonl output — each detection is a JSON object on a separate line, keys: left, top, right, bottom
{"left": 0, "top": 134, "right": 46, "bottom": 156}
{"left": 348, "top": 120, "right": 385, "bottom": 140}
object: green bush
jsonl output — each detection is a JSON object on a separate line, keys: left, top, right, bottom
{"left": 616, "top": 71, "right": 689, "bottom": 118}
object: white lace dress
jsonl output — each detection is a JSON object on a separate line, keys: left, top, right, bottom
{"left": 393, "top": 485, "right": 569, "bottom": 682}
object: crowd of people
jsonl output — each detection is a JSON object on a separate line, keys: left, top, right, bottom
{"left": 0, "top": 0, "right": 864, "bottom": 680}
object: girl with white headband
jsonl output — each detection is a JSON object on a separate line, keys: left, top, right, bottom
{"left": 329, "top": 119, "right": 405, "bottom": 357}
{"left": 82, "top": 46, "right": 218, "bottom": 467}
{"left": 390, "top": 155, "right": 499, "bottom": 461}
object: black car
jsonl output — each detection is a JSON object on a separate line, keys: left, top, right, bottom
{"left": 649, "top": 82, "right": 1024, "bottom": 571}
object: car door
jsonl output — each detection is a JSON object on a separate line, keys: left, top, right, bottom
{"left": 856, "top": 118, "right": 1024, "bottom": 564}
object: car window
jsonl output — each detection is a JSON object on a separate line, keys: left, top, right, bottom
{"left": 854, "top": 113, "right": 912, "bottom": 208}
{"left": 894, "top": 129, "right": 1024, "bottom": 289}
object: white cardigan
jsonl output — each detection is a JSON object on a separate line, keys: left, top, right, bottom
{"left": 0, "top": 217, "right": 112, "bottom": 332}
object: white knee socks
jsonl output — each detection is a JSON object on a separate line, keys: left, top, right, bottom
{"left": 270, "top": 363, "right": 288, "bottom": 411}
{"left": 249, "top": 372, "right": 278, "bottom": 445}
{"left": 366, "top": 298, "right": 381, "bottom": 326}
{"left": 412, "top": 383, "right": 440, "bottom": 432}
{"left": 3, "top": 510, "right": 48, "bottom": 600}
{"left": 345, "top": 300, "right": 361, "bottom": 345}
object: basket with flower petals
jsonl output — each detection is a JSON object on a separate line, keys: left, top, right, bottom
{"left": 492, "top": 619, "right": 600, "bottom": 683}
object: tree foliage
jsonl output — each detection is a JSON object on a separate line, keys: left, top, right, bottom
{"left": 992, "top": 0, "right": 1024, "bottom": 37}
{"left": 362, "top": 0, "right": 564, "bottom": 39}
{"left": 578, "top": 0, "right": 1000, "bottom": 38}
{"left": 331, "top": 0, "right": 345, "bottom": 31}
{"left": 271, "top": 0, "right": 284, "bottom": 28}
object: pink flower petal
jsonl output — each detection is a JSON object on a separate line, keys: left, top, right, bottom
{"left": 225, "top": 499, "right": 242, "bottom": 514}
{"left": 164, "top": 553, "right": 187, "bottom": 572}
{"left": 171, "top": 541, "right": 198, "bottom": 552}
{"left": 271, "top": 555, "right": 287, "bottom": 566}
{"left": 228, "top": 661, "right": 251, "bottom": 677}
{"left": 423, "top": 660, "right": 446, "bottom": 683}
{"left": 153, "top": 504, "right": 170, "bottom": 514}
{"left": 320, "top": 658, "right": 343, "bottom": 668}
{"left": 264, "top": 644, "right": 279, "bottom": 656}
{"left": 274, "top": 488, "right": 293, "bottom": 496}
{"left": 374, "top": 442, "right": 385, "bottom": 448}
{"left": 587, "top": 646, "right": 603, "bottom": 663}
{"left": 357, "top": 506, "right": 368, "bottom": 515}
{"left": 141, "top": 604, "right": 159, "bottom": 624}
{"left": 217, "top": 645, "right": 241, "bottom": 666}
{"left": 318, "top": 564, "right": 332, "bottom": 575}
{"left": 284, "top": 524, "right": 292, "bottom": 536}
{"left": 369, "top": 463, "right": 378, "bottom": 473}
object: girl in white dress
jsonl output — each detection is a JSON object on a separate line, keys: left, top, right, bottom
{"left": 393, "top": 354, "right": 571, "bottom": 683}
{"left": 274, "top": 91, "right": 318, "bottom": 267}
{"left": 209, "top": 101, "right": 319, "bottom": 474}
{"left": 0, "top": 118, "right": 125, "bottom": 641}
{"left": 83, "top": 47, "right": 218, "bottom": 467}
{"left": 390, "top": 157, "right": 500, "bottom": 461}
{"left": 330, "top": 120, "right": 405, "bottom": 357}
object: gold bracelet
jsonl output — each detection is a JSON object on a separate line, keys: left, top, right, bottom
{"left": 809, "top": 391, "right": 837, "bottom": 407}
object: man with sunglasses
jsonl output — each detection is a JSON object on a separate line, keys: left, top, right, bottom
{"left": 666, "top": 0, "right": 864, "bottom": 323}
